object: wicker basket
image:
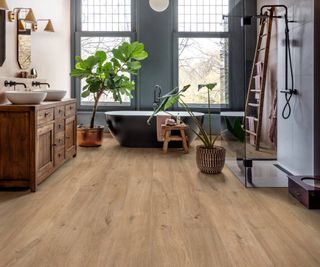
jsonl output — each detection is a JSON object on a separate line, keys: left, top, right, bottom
{"left": 196, "top": 146, "right": 226, "bottom": 174}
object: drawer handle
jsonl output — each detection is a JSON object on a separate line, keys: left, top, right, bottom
{"left": 58, "top": 125, "right": 62, "bottom": 129}
{"left": 52, "top": 144, "right": 57, "bottom": 147}
{"left": 44, "top": 112, "right": 49, "bottom": 117}
{"left": 69, "top": 106, "right": 73, "bottom": 110}
{"left": 295, "top": 191, "right": 301, "bottom": 197}
{"left": 58, "top": 153, "right": 61, "bottom": 157}
{"left": 59, "top": 109, "right": 63, "bottom": 113}
{"left": 66, "top": 136, "right": 71, "bottom": 139}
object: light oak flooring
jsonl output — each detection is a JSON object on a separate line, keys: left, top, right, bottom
{"left": 0, "top": 137, "right": 320, "bottom": 267}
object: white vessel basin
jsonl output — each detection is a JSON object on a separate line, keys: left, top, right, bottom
{"left": 5, "top": 91, "right": 48, "bottom": 105}
{"left": 38, "top": 90, "right": 67, "bottom": 101}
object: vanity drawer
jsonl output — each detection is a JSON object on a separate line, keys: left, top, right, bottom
{"left": 55, "top": 131, "right": 65, "bottom": 148}
{"left": 54, "top": 148, "right": 65, "bottom": 166}
{"left": 37, "top": 108, "right": 54, "bottom": 125}
{"left": 55, "top": 120, "right": 65, "bottom": 133}
{"left": 55, "top": 106, "right": 65, "bottom": 119}
{"left": 65, "top": 103, "right": 76, "bottom": 117}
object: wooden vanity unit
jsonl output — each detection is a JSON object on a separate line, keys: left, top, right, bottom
{"left": 0, "top": 99, "right": 77, "bottom": 192}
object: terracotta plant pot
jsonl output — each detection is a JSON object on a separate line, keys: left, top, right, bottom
{"left": 196, "top": 145, "right": 226, "bottom": 174}
{"left": 77, "top": 126, "right": 104, "bottom": 147}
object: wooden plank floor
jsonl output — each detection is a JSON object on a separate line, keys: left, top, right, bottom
{"left": 0, "top": 137, "right": 320, "bottom": 267}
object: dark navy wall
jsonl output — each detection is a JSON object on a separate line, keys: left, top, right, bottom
{"left": 136, "top": 0, "right": 174, "bottom": 110}
{"left": 75, "top": 0, "right": 257, "bottom": 128}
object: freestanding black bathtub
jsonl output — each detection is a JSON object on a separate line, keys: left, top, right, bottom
{"left": 105, "top": 111, "right": 205, "bottom": 148}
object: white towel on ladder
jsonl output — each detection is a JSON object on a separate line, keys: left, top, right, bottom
{"left": 254, "top": 75, "right": 262, "bottom": 102}
{"left": 248, "top": 117, "right": 256, "bottom": 145}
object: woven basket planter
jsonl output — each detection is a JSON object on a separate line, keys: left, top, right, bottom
{"left": 196, "top": 146, "right": 226, "bottom": 174}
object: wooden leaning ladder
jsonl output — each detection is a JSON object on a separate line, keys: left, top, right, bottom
{"left": 244, "top": 8, "right": 275, "bottom": 151}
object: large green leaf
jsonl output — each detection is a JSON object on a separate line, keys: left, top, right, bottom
{"left": 81, "top": 89, "right": 91, "bottom": 98}
{"left": 164, "top": 95, "right": 180, "bottom": 110}
{"left": 112, "top": 46, "right": 126, "bottom": 61}
{"left": 95, "top": 51, "right": 107, "bottom": 63}
{"left": 198, "top": 83, "right": 217, "bottom": 91}
{"left": 70, "top": 68, "right": 91, "bottom": 78}
{"left": 78, "top": 55, "right": 100, "bottom": 71}
{"left": 225, "top": 117, "right": 245, "bottom": 143}
{"left": 131, "top": 42, "right": 148, "bottom": 60}
{"left": 127, "top": 61, "right": 142, "bottom": 72}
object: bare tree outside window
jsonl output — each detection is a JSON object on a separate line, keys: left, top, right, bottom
{"left": 177, "top": 0, "right": 229, "bottom": 107}
{"left": 79, "top": 0, "right": 132, "bottom": 105}
{"left": 80, "top": 37, "right": 131, "bottom": 104}
{"left": 179, "top": 38, "right": 229, "bottom": 105}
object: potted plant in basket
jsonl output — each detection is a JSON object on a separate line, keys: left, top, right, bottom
{"left": 147, "top": 83, "right": 226, "bottom": 174}
{"left": 71, "top": 41, "right": 148, "bottom": 147}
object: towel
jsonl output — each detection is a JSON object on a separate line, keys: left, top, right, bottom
{"left": 157, "top": 115, "right": 171, "bottom": 142}
{"left": 248, "top": 117, "right": 256, "bottom": 145}
{"left": 254, "top": 75, "right": 262, "bottom": 102}
{"left": 268, "top": 93, "right": 277, "bottom": 147}
{"left": 256, "top": 61, "right": 263, "bottom": 76}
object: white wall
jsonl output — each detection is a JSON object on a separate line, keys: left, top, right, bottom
{"left": 0, "top": 0, "right": 71, "bottom": 101}
{"left": 258, "top": 0, "right": 314, "bottom": 175}
{"left": 277, "top": 0, "right": 314, "bottom": 175}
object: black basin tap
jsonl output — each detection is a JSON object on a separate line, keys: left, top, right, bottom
{"left": 4, "top": 80, "right": 27, "bottom": 90}
{"left": 32, "top": 81, "right": 51, "bottom": 88}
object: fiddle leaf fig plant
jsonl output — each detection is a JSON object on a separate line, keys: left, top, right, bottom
{"left": 71, "top": 41, "right": 148, "bottom": 128}
{"left": 147, "top": 83, "right": 219, "bottom": 149}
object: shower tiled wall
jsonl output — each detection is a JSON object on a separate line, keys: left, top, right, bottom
{"left": 257, "top": 0, "right": 314, "bottom": 175}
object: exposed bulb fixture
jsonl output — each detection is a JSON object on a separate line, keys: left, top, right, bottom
{"left": 0, "top": 0, "right": 9, "bottom": 11}
{"left": 18, "top": 20, "right": 26, "bottom": 31}
{"left": 24, "top": 9, "right": 37, "bottom": 23}
{"left": 44, "top": 19, "right": 55, "bottom": 32}
{"left": 149, "top": 0, "right": 169, "bottom": 12}
{"left": 8, "top": 8, "right": 37, "bottom": 23}
{"left": 33, "top": 19, "right": 55, "bottom": 32}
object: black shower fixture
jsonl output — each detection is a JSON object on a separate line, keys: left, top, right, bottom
{"left": 223, "top": 5, "right": 297, "bottom": 119}
{"left": 260, "top": 5, "right": 297, "bottom": 119}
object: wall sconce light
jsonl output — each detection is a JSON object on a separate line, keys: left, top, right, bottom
{"left": 8, "top": 8, "right": 37, "bottom": 23}
{"left": 32, "top": 19, "right": 55, "bottom": 32}
{"left": 0, "top": 0, "right": 9, "bottom": 10}
{"left": 18, "top": 19, "right": 26, "bottom": 31}
{"left": 149, "top": 0, "right": 169, "bottom": 12}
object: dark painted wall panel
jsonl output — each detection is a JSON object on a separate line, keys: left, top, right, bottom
{"left": 137, "top": 0, "right": 173, "bottom": 110}
{"left": 0, "top": 10, "right": 6, "bottom": 67}
{"left": 314, "top": 1, "right": 320, "bottom": 175}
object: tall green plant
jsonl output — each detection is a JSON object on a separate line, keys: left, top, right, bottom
{"left": 71, "top": 41, "right": 148, "bottom": 128}
{"left": 147, "top": 83, "right": 219, "bottom": 149}
{"left": 225, "top": 117, "right": 245, "bottom": 143}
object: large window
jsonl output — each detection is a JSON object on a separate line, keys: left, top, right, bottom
{"left": 76, "top": 0, "right": 134, "bottom": 107}
{"left": 177, "top": 0, "right": 229, "bottom": 107}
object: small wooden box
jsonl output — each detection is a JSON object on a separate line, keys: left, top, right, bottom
{"left": 288, "top": 176, "right": 320, "bottom": 209}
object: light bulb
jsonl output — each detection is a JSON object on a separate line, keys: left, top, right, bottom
{"left": 149, "top": 0, "right": 169, "bottom": 12}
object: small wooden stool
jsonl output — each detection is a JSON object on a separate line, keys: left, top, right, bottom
{"left": 161, "top": 123, "right": 189, "bottom": 153}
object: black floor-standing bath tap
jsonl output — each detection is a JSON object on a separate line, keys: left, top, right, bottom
{"left": 153, "top": 85, "right": 162, "bottom": 110}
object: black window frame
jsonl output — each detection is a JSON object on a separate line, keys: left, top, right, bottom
{"left": 172, "top": 0, "right": 231, "bottom": 112}
{"left": 71, "top": 0, "right": 137, "bottom": 112}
